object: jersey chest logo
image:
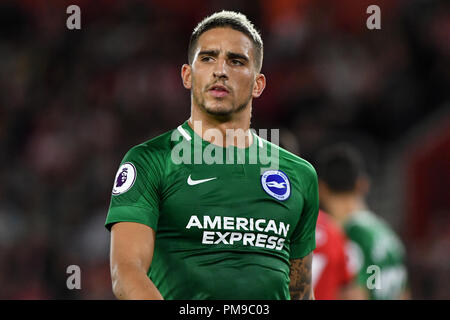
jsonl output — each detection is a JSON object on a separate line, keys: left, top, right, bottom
{"left": 187, "top": 175, "right": 217, "bottom": 186}
{"left": 261, "top": 170, "right": 291, "bottom": 201}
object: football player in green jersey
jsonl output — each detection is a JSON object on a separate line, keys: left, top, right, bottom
{"left": 316, "top": 144, "right": 410, "bottom": 300}
{"left": 105, "top": 11, "right": 319, "bottom": 300}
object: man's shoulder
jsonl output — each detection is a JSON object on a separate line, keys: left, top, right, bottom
{"left": 258, "top": 136, "right": 317, "bottom": 179}
{"left": 346, "top": 211, "right": 394, "bottom": 235}
{"left": 345, "top": 211, "right": 375, "bottom": 235}
{"left": 345, "top": 211, "right": 392, "bottom": 248}
{"left": 122, "top": 127, "right": 179, "bottom": 164}
{"left": 139, "top": 128, "right": 178, "bottom": 151}
{"left": 345, "top": 211, "right": 406, "bottom": 264}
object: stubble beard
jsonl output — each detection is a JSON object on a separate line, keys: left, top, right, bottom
{"left": 193, "top": 85, "right": 253, "bottom": 120}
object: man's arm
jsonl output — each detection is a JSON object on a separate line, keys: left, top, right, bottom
{"left": 289, "top": 253, "right": 314, "bottom": 300}
{"left": 110, "top": 222, "right": 163, "bottom": 300}
{"left": 339, "top": 282, "right": 369, "bottom": 300}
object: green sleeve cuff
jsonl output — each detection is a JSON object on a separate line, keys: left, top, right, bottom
{"left": 105, "top": 205, "right": 158, "bottom": 231}
{"left": 289, "top": 237, "right": 316, "bottom": 259}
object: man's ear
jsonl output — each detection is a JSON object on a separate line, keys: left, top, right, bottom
{"left": 252, "top": 73, "right": 266, "bottom": 98}
{"left": 356, "top": 175, "right": 370, "bottom": 196}
{"left": 181, "top": 64, "right": 192, "bottom": 89}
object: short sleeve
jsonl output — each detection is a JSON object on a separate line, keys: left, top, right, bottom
{"left": 105, "top": 146, "right": 162, "bottom": 231}
{"left": 345, "top": 227, "right": 373, "bottom": 286}
{"left": 289, "top": 165, "right": 319, "bottom": 259}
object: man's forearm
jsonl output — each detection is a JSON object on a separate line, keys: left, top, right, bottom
{"left": 289, "top": 254, "right": 314, "bottom": 300}
{"left": 112, "top": 263, "right": 163, "bottom": 300}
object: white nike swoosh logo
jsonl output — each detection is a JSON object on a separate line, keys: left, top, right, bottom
{"left": 187, "top": 175, "right": 217, "bottom": 186}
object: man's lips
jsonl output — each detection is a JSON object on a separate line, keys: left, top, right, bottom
{"left": 208, "top": 85, "right": 230, "bottom": 98}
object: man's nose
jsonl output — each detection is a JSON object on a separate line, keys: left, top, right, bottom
{"left": 213, "top": 58, "right": 228, "bottom": 79}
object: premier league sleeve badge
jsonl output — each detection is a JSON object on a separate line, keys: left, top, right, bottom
{"left": 112, "top": 162, "right": 137, "bottom": 195}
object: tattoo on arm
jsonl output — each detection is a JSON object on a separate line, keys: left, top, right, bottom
{"left": 289, "top": 253, "right": 313, "bottom": 300}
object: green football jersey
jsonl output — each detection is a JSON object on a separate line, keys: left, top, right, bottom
{"left": 105, "top": 121, "right": 319, "bottom": 300}
{"left": 344, "top": 210, "right": 408, "bottom": 300}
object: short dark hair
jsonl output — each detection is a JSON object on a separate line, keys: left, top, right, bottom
{"left": 315, "top": 144, "right": 366, "bottom": 193}
{"left": 188, "top": 10, "right": 264, "bottom": 72}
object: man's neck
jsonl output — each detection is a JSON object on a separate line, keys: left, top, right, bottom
{"left": 325, "top": 194, "right": 366, "bottom": 225}
{"left": 188, "top": 104, "right": 253, "bottom": 148}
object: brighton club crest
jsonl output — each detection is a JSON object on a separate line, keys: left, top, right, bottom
{"left": 112, "top": 162, "right": 136, "bottom": 195}
{"left": 261, "top": 170, "right": 291, "bottom": 201}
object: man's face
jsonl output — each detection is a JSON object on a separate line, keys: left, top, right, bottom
{"left": 185, "top": 27, "right": 261, "bottom": 117}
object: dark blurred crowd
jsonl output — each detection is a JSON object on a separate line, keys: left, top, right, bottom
{"left": 0, "top": 0, "right": 448, "bottom": 299}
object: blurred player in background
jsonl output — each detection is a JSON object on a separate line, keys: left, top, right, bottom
{"left": 105, "top": 11, "right": 319, "bottom": 300}
{"left": 312, "top": 209, "right": 366, "bottom": 299}
{"left": 315, "top": 144, "right": 410, "bottom": 299}
{"left": 278, "top": 134, "right": 360, "bottom": 300}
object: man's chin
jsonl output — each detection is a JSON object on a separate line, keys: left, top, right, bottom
{"left": 203, "top": 104, "right": 234, "bottom": 117}
{"left": 198, "top": 98, "right": 250, "bottom": 118}
{"left": 205, "top": 109, "right": 234, "bottom": 117}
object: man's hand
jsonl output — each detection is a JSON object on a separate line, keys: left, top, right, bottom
{"left": 110, "top": 222, "right": 163, "bottom": 300}
{"left": 289, "top": 253, "right": 314, "bottom": 300}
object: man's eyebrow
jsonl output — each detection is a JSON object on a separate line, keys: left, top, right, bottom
{"left": 198, "top": 50, "right": 220, "bottom": 57}
{"left": 197, "top": 50, "right": 249, "bottom": 62}
{"left": 226, "top": 51, "right": 249, "bottom": 62}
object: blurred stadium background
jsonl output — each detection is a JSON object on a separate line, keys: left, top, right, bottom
{"left": 0, "top": 0, "right": 448, "bottom": 299}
